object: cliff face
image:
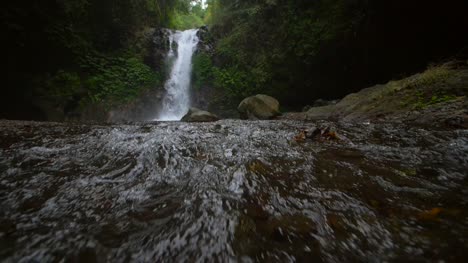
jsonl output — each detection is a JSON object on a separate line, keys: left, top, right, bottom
{"left": 190, "top": 26, "right": 239, "bottom": 118}
{"left": 282, "top": 63, "right": 468, "bottom": 129}
{"left": 1, "top": 0, "right": 178, "bottom": 122}
{"left": 106, "top": 29, "right": 173, "bottom": 122}
{"left": 25, "top": 28, "right": 172, "bottom": 123}
{"left": 202, "top": 0, "right": 468, "bottom": 110}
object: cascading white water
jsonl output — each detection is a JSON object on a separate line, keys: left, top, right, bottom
{"left": 157, "top": 29, "right": 199, "bottom": 121}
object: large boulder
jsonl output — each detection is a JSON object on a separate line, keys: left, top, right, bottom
{"left": 181, "top": 107, "right": 219, "bottom": 122}
{"left": 238, "top": 94, "right": 281, "bottom": 120}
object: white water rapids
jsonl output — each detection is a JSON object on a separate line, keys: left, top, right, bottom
{"left": 157, "top": 29, "right": 199, "bottom": 121}
{"left": 1, "top": 119, "right": 467, "bottom": 261}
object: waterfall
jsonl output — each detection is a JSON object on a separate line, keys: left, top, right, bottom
{"left": 157, "top": 29, "right": 199, "bottom": 121}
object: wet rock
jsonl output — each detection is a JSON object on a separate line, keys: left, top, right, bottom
{"left": 196, "top": 26, "right": 214, "bottom": 55}
{"left": 293, "top": 67, "right": 468, "bottom": 125}
{"left": 107, "top": 87, "right": 166, "bottom": 122}
{"left": 0, "top": 119, "right": 467, "bottom": 262}
{"left": 302, "top": 105, "right": 312, "bottom": 112}
{"left": 294, "top": 126, "right": 340, "bottom": 143}
{"left": 238, "top": 94, "right": 281, "bottom": 120}
{"left": 444, "top": 116, "right": 466, "bottom": 128}
{"left": 181, "top": 107, "right": 219, "bottom": 122}
{"left": 148, "top": 28, "right": 172, "bottom": 71}
{"left": 313, "top": 99, "right": 339, "bottom": 107}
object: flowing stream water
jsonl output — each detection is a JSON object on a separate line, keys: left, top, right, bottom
{"left": 0, "top": 120, "right": 467, "bottom": 262}
{"left": 157, "top": 29, "right": 199, "bottom": 121}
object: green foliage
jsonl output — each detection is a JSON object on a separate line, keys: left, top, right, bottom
{"left": 32, "top": 53, "right": 161, "bottom": 110}
{"left": 4, "top": 0, "right": 194, "bottom": 116}
{"left": 191, "top": 1, "right": 207, "bottom": 19}
{"left": 52, "top": 0, "right": 183, "bottom": 50}
{"left": 413, "top": 92, "right": 457, "bottom": 110}
{"left": 83, "top": 55, "right": 161, "bottom": 106}
{"left": 202, "top": 0, "right": 368, "bottom": 105}
{"left": 213, "top": 67, "right": 254, "bottom": 98}
{"left": 168, "top": 0, "right": 206, "bottom": 30}
{"left": 36, "top": 71, "right": 82, "bottom": 103}
{"left": 204, "top": 0, "right": 223, "bottom": 25}
{"left": 192, "top": 52, "right": 261, "bottom": 100}
{"left": 192, "top": 53, "right": 214, "bottom": 89}
{"left": 169, "top": 10, "right": 205, "bottom": 30}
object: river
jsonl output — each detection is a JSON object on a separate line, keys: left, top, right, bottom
{"left": 0, "top": 119, "right": 467, "bottom": 262}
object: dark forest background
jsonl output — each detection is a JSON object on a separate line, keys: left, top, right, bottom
{"left": 2, "top": 0, "right": 468, "bottom": 120}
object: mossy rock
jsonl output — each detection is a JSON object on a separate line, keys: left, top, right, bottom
{"left": 238, "top": 94, "right": 281, "bottom": 120}
{"left": 181, "top": 107, "right": 220, "bottom": 122}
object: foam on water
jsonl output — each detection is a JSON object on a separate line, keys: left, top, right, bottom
{"left": 0, "top": 120, "right": 467, "bottom": 261}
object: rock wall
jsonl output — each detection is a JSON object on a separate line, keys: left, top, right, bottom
{"left": 104, "top": 28, "right": 173, "bottom": 122}
{"left": 190, "top": 26, "right": 238, "bottom": 118}
{"left": 285, "top": 63, "right": 468, "bottom": 128}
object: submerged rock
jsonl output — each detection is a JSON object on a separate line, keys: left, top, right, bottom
{"left": 238, "top": 94, "right": 281, "bottom": 120}
{"left": 181, "top": 107, "right": 219, "bottom": 122}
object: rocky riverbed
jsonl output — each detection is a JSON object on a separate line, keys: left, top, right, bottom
{"left": 0, "top": 119, "right": 467, "bottom": 262}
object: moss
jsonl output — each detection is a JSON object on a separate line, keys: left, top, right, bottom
{"left": 412, "top": 92, "right": 457, "bottom": 110}
{"left": 39, "top": 71, "right": 82, "bottom": 102}
{"left": 192, "top": 53, "right": 214, "bottom": 90}
{"left": 84, "top": 55, "right": 161, "bottom": 108}
{"left": 388, "top": 64, "right": 460, "bottom": 110}
{"left": 168, "top": 10, "right": 204, "bottom": 30}
{"left": 400, "top": 64, "right": 455, "bottom": 89}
